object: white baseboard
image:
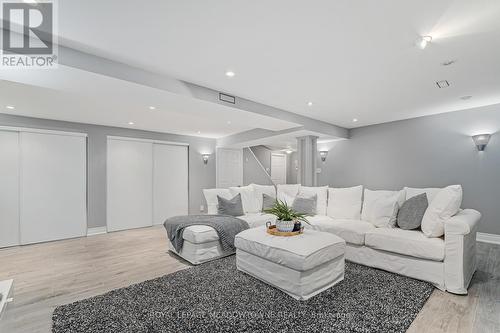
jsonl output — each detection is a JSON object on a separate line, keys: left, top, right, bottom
{"left": 87, "top": 226, "right": 107, "bottom": 236}
{"left": 477, "top": 232, "right": 500, "bottom": 245}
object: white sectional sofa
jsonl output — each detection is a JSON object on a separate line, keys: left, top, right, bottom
{"left": 170, "top": 183, "right": 481, "bottom": 294}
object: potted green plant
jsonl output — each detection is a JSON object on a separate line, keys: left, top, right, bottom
{"left": 264, "top": 200, "right": 310, "bottom": 232}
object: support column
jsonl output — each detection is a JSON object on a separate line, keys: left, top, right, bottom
{"left": 296, "top": 135, "right": 318, "bottom": 186}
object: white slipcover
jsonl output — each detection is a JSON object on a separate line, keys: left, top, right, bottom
{"left": 203, "top": 188, "right": 232, "bottom": 214}
{"left": 235, "top": 226, "right": 345, "bottom": 271}
{"left": 364, "top": 228, "right": 445, "bottom": 261}
{"left": 327, "top": 186, "right": 363, "bottom": 219}
{"left": 229, "top": 185, "right": 259, "bottom": 213}
{"left": 308, "top": 217, "right": 376, "bottom": 245}
{"left": 250, "top": 183, "right": 276, "bottom": 211}
{"left": 298, "top": 185, "right": 328, "bottom": 215}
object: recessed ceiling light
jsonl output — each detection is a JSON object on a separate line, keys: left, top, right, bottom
{"left": 460, "top": 95, "right": 472, "bottom": 100}
{"left": 149, "top": 106, "right": 156, "bottom": 110}
{"left": 307, "top": 101, "right": 313, "bottom": 107}
{"left": 417, "top": 35, "right": 432, "bottom": 49}
{"left": 227, "top": 120, "right": 232, "bottom": 125}
{"left": 352, "top": 118, "right": 358, "bottom": 122}
{"left": 197, "top": 130, "right": 201, "bottom": 134}
{"left": 6, "top": 105, "right": 15, "bottom": 110}
{"left": 128, "top": 121, "right": 134, "bottom": 125}
{"left": 225, "top": 71, "right": 235, "bottom": 77}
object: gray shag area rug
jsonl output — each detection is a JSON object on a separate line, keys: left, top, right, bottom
{"left": 52, "top": 256, "right": 433, "bottom": 333}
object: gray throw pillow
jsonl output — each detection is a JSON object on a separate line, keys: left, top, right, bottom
{"left": 292, "top": 194, "right": 317, "bottom": 215}
{"left": 262, "top": 193, "right": 277, "bottom": 211}
{"left": 217, "top": 193, "right": 244, "bottom": 216}
{"left": 397, "top": 193, "right": 428, "bottom": 230}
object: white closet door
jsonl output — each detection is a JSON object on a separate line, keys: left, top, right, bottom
{"left": 153, "top": 144, "right": 188, "bottom": 224}
{"left": 0, "top": 130, "right": 20, "bottom": 248}
{"left": 107, "top": 138, "right": 153, "bottom": 232}
{"left": 20, "top": 132, "right": 87, "bottom": 245}
{"left": 216, "top": 148, "right": 243, "bottom": 188}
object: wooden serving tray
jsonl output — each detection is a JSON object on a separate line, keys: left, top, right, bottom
{"left": 267, "top": 225, "right": 303, "bottom": 237}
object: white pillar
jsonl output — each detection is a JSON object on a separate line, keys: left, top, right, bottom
{"left": 296, "top": 135, "right": 318, "bottom": 186}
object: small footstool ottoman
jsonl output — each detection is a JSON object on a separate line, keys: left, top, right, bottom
{"left": 235, "top": 226, "right": 346, "bottom": 300}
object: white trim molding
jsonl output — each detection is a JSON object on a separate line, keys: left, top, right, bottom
{"left": 87, "top": 226, "right": 107, "bottom": 236}
{"left": 477, "top": 232, "right": 500, "bottom": 245}
{"left": 107, "top": 135, "right": 189, "bottom": 146}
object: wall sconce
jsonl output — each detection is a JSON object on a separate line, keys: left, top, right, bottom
{"left": 319, "top": 150, "right": 328, "bottom": 162}
{"left": 202, "top": 154, "right": 211, "bottom": 164}
{"left": 472, "top": 134, "right": 491, "bottom": 151}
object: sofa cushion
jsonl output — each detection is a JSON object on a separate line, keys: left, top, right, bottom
{"left": 365, "top": 228, "right": 445, "bottom": 261}
{"left": 362, "top": 189, "right": 405, "bottom": 228}
{"left": 307, "top": 216, "right": 376, "bottom": 245}
{"left": 229, "top": 185, "right": 259, "bottom": 213}
{"left": 238, "top": 213, "right": 276, "bottom": 228}
{"left": 250, "top": 184, "right": 276, "bottom": 211}
{"left": 298, "top": 186, "right": 328, "bottom": 215}
{"left": 421, "top": 185, "right": 463, "bottom": 238}
{"left": 262, "top": 194, "right": 277, "bottom": 211}
{"left": 182, "top": 225, "right": 220, "bottom": 244}
{"left": 292, "top": 194, "right": 317, "bottom": 215}
{"left": 405, "top": 187, "right": 441, "bottom": 203}
{"left": 203, "top": 188, "right": 232, "bottom": 214}
{"left": 327, "top": 186, "right": 363, "bottom": 219}
{"left": 397, "top": 193, "right": 428, "bottom": 230}
{"left": 217, "top": 193, "right": 244, "bottom": 216}
{"left": 277, "top": 184, "right": 300, "bottom": 204}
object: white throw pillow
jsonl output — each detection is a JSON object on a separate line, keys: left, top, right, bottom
{"left": 277, "top": 184, "right": 300, "bottom": 204}
{"left": 298, "top": 186, "right": 328, "bottom": 215}
{"left": 203, "top": 189, "right": 232, "bottom": 214}
{"left": 229, "top": 185, "right": 259, "bottom": 213}
{"left": 327, "top": 185, "right": 363, "bottom": 219}
{"left": 250, "top": 184, "right": 276, "bottom": 211}
{"left": 421, "top": 185, "right": 463, "bottom": 238}
{"left": 405, "top": 187, "right": 441, "bottom": 203}
{"left": 361, "top": 189, "right": 405, "bottom": 228}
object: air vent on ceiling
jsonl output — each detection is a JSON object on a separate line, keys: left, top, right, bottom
{"left": 436, "top": 80, "right": 450, "bottom": 88}
{"left": 219, "top": 92, "right": 236, "bottom": 104}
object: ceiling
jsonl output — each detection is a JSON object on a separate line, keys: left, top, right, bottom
{"left": 2, "top": 0, "right": 500, "bottom": 137}
{"left": 45, "top": 0, "right": 500, "bottom": 128}
{"left": 0, "top": 67, "right": 298, "bottom": 138}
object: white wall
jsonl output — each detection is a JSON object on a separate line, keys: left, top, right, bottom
{"left": 317, "top": 104, "right": 500, "bottom": 235}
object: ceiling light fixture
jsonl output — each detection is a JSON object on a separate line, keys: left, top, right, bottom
{"left": 352, "top": 118, "right": 358, "bottom": 122}
{"left": 460, "top": 96, "right": 472, "bottom": 100}
{"left": 227, "top": 120, "right": 232, "bottom": 125}
{"left": 6, "top": 105, "right": 15, "bottom": 110}
{"left": 417, "top": 36, "right": 432, "bottom": 49}
{"left": 225, "top": 71, "right": 235, "bottom": 77}
{"left": 197, "top": 130, "right": 201, "bottom": 134}
{"left": 149, "top": 106, "right": 156, "bottom": 110}
{"left": 307, "top": 101, "right": 313, "bottom": 107}
{"left": 285, "top": 149, "right": 293, "bottom": 154}
{"left": 128, "top": 121, "right": 134, "bottom": 125}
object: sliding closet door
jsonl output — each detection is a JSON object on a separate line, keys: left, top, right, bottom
{"left": 153, "top": 144, "right": 188, "bottom": 224}
{"left": 20, "top": 132, "right": 87, "bottom": 245}
{"left": 107, "top": 138, "right": 153, "bottom": 231}
{"left": 0, "top": 130, "right": 20, "bottom": 247}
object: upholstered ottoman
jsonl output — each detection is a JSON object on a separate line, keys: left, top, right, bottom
{"left": 235, "top": 226, "right": 346, "bottom": 300}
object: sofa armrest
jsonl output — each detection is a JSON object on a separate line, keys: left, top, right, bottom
{"left": 444, "top": 209, "right": 481, "bottom": 294}
{"left": 444, "top": 209, "right": 481, "bottom": 236}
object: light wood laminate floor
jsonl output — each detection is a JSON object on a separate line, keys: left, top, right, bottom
{"left": 0, "top": 226, "right": 498, "bottom": 333}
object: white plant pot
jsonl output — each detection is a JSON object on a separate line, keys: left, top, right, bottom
{"left": 276, "top": 219, "right": 295, "bottom": 232}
